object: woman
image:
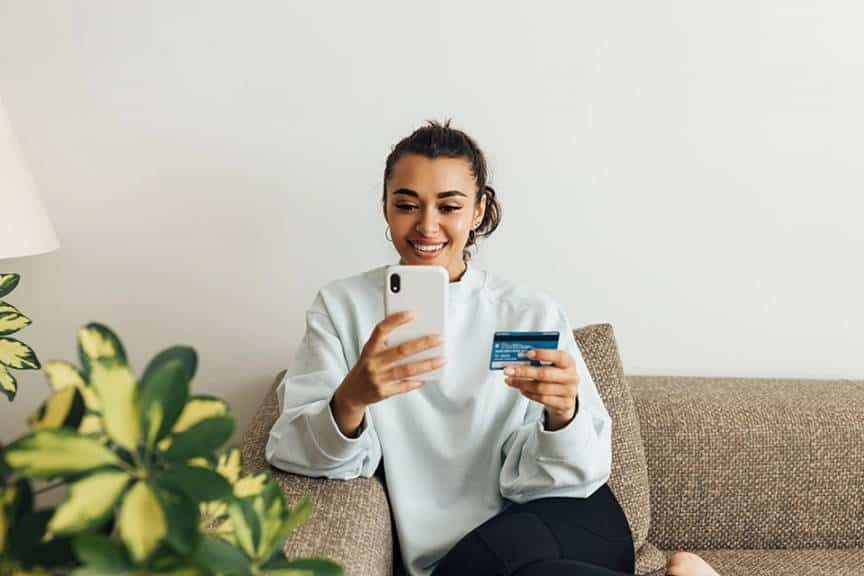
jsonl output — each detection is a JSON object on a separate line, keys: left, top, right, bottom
{"left": 266, "top": 121, "right": 719, "bottom": 576}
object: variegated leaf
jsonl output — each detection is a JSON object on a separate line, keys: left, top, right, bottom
{"left": 171, "top": 396, "right": 229, "bottom": 433}
{"left": 0, "top": 364, "right": 17, "bottom": 401}
{"left": 257, "top": 482, "right": 290, "bottom": 559}
{"left": 29, "top": 386, "right": 86, "bottom": 431}
{"left": 0, "top": 483, "right": 13, "bottom": 552}
{"left": 47, "top": 470, "right": 130, "bottom": 535}
{"left": 227, "top": 497, "right": 259, "bottom": 559}
{"left": 234, "top": 473, "right": 268, "bottom": 498}
{"left": 43, "top": 360, "right": 86, "bottom": 391}
{"left": 160, "top": 416, "right": 234, "bottom": 461}
{"left": 3, "top": 429, "right": 122, "bottom": 478}
{"left": 77, "top": 323, "right": 128, "bottom": 380}
{"left": 89, "top": 361, "right": 139, "bottom": 451}
{"left": 0, "top": 301, "right": 31, "bottom": 336}
{"left": 0, "top": 337, "right": 40, "bottom": 370}
{"left": 78, "top": 413, "right": 103, "bottom": 436}
{"left": 215, "top": 447, "right": 242, "bottom": 484}
{"left": 120, "top": 481, "right": 166, "bottom": 563}
{"left": 0, "top": 274, "right": 20, "bottom": 298}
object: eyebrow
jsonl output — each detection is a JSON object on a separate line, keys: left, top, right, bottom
{"left": 392, "top": 188, "right": 468, "bottom": 199}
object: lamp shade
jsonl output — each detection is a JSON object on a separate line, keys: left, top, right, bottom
{"left": 0, "top": 95, "right": 59, "bottom": 260}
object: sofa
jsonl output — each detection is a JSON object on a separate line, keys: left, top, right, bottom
{"left": 240, "top": 323, "right": 864, "bottom": 576}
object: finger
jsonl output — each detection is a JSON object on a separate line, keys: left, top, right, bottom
{"left": 366, "top": 311, "right": 414, "bottom": 352}
{"left": 521, "top": 391, "right": 573, "bottom": 411}
{"left": 506, "top": 378, "right": 575, "bottom": 398}
{"left": 379, "top": 333, "right": 445, "bottom": 368}
{"left": 388, "top": 379, "right": 425, "bottom": 397}
{"left": 502, "top": 365, "right": 569, "bottom": 383}
{"left": 524, "top": 348, "right": 572, "bottom": 369}
{"left": 383, "top": 356, "right": 447, "bottom": 383}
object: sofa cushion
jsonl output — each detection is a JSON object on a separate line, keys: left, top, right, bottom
{"left": 640, "top": 548, "right": 864, "bottom": 576}
{"left": 629, "top": 375, "right": 864, "bottom": 551}
{"left": 573, "top": 324, "right": 666, "bottom": 575}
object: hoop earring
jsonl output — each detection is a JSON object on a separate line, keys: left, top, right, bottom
{"left": 385, "top": 226, "right": 392, "bottom": 241}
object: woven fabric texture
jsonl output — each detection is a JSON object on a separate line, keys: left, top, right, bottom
{"left": 629, "top": 375, "right": 864, "bottom": 551}
{"left": 240, "top": 373, "right": 393, "bottom": 576}
{"left": 573, "top": 324, "right": 666, "bottom": 575}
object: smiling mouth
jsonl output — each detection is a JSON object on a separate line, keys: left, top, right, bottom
{"left": 408, "top": 240, "right": 448, "bottom": 256}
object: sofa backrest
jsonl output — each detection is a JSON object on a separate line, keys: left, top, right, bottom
{"left": 628, "top": 374, "right": 864, "bottom": 550}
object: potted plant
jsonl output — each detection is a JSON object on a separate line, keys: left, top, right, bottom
{"left": 0, "top": 319, "right": 341, "bottom": 575}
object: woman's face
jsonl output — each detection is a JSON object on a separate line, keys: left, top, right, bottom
{"left": 384, "top": 154, "right": 486, "bottom": 282}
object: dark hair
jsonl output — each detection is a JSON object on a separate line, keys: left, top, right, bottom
{"left": 382, "top": 119, "right": 501, "bottom": 262}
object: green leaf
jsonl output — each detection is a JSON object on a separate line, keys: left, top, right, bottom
{"left": 256, "top": 481, "right": 290, "bottom": 559}
{"left": 43, "top": 360, "right": 87, "bottom": 392}
{"left": 193, "top": 537, "right": 253, "bottom": 576}
{"left": 0, "top": 479, "right": 31, "bottom": 553}
{"left": 141, "top": 346, "right": 198, "bottom": 387}
{"left": 8, "top": 508, "right": 77, "bottom": 568}
{"left": 261, "top": 558, "right": 343, "bottom": 576}
{"left": 0, "top": 364, "right": 17, "bottom": 401}
{"left": 281, "top": 494, "right": 312, "bottom": 538}
{"left": 72, "top": 533, "right": 133, "bottom": 570}
{"left": 0, "top": 448, "right": 12, "bottom": 481}
{"left": 0, "top": 274, "right": 20, "bottom": 298}
{"left": 162, "top": 417, "right": 235, "bottom": 462}
{"left": 47, "top": 470, "right": 130, "bottom": 535}
{"left": 158, "top": 488, "right": 200, "bottom": 557}
{"left": 170, "top": 396, "right": 229, "bottom": 434}
{"left": 70, "top": 567, "right": 131, "bottom": 576}
{"left": 4, "top": 430, "right": 123, "bottom": 478}
{"left": 228, "top": 496, "right": 260, "bottom": 560}
{"left": 29, "top": 386, "right": 86, "bottom": 431}
{"left": 156, "top": 465, "right": 232, "bottom": 502}
{"left": 77, "top": 323, "right": 128, "bottom": 381}
{"left": 0, "top": 301, "right": 31, "bottom": 336}
{"left": 89, "top": 360, "right": 139, "bottom": 451}
{"left": 139, "top": 358, "right": 190, "bottom": 447}
{"left": 0, "top": 337, "right": 40, "bottom": 370}
{"left": 119, "top": 480, "right": 166, "bottom": 563}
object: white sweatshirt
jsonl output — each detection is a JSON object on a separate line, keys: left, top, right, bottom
{"left": 265, "top": 262, "right": 613, "bottom": 576}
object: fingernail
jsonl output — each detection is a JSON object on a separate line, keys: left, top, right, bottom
{"left": 526, "top": 350, "right": 536, "bottom": 358}
{"left": 503, "top": 367, "right": 514, "bottom": 375}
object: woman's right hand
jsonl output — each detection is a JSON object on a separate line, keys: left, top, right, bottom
{"left": 331, "top": 311, "right": 446, "bottom": 435}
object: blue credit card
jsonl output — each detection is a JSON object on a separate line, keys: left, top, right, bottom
{"left": 490, "top": 331, "right": 560, "bottom": 370}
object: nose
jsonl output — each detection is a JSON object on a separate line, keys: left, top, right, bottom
{"left": 416, "top": 208, "right": 440, "bottom": 236}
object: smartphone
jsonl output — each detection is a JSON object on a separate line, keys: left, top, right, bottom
{"left": 384, "top": 264, "right": 448, "bottom": 381}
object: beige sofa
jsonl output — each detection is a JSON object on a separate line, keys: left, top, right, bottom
{"left": 241, "top": 323, "right": 864, "bottom": 576}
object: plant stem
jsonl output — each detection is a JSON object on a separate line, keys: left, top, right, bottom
{"left": 33, "top": 480, "right": 66, "bottom": 495}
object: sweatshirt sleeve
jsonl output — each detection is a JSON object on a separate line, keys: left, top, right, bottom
{"left": 498, "top": 305, "right": 612, "bottom": 502}
{"left": 265, "top": 291, "right": 382, "bottom": 480}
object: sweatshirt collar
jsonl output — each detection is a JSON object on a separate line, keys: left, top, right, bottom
{"left": 382, "top": 261, "right": 485, "bottom": 298}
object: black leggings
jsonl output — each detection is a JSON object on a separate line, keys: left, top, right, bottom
{"left": 431, "top": 483, "right": 636, "bottom": 576}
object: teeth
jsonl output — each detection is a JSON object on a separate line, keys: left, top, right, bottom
{"left": 413, "top": 242, "right": 445, "bottom": 252}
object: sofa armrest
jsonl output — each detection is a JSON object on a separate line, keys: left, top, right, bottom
{"left": 629, "top": 375, "right": 864, "bottom": 551}
{"left": 241, "top": 372, "right": 393, "bottom": 576}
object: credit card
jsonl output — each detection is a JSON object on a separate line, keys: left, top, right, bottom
{"left": 489, "top": 331, "right": 560, "bottom": 370}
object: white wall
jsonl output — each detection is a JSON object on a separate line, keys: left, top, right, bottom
{"left": 2, "top": 1, "right": 862, "bottom": 441}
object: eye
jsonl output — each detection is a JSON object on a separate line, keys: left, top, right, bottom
{"left": 440, "top": 205, "right": 462, "bottom": 213}
{"left": 395, "top": 204, "right": 418, "bottom": 212}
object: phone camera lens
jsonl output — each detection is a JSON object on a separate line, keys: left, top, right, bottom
{"left": 390, "top": 273, "right": 401, "bottom": 293}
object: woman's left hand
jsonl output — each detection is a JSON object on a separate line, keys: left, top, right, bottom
{"left": 503, "top": 349, "right": 580, "bottom": 431}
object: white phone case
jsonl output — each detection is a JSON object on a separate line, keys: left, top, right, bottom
{"left": 383, "top": 265, "right": 448, "bottom": 381}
